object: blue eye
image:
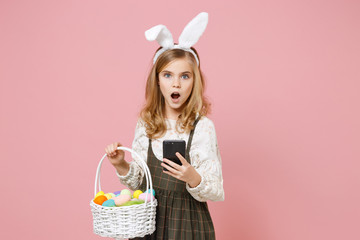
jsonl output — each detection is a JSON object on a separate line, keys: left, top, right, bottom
{"left": 181, "top": 75, "right": 189, "bottom": 79}
{"left": 164, "top": 73, "right": 171, "bottom": 78}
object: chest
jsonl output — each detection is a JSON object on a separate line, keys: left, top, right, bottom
{"left": 151, "top": 128, "right": 190, "bottom": 160}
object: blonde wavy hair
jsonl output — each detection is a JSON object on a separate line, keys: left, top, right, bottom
{"left": 139, "top": 47, "right": 211, "bottom": 139}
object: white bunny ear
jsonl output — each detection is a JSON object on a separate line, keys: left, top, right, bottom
{"left": 178, "top": 12, "right": 209, "bottom": 49}
{"left": 145, "top": 24, "right": 174, "bottom": 49}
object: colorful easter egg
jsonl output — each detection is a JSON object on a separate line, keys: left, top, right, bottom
{"left": 120, "top": 189, "right": 132, "bottom": 197}
{"left": 145, "top": 189, "right": 156, "bottom": 197}
{"left": 102, "top": 199, "right": 116, "bottom": 207}
{"left": 94, "top": 195, "right": 108, "bottom": 205}
{"left": 113, "top": 194, "right": 131, "bottom": 206}
{"left": 121, "top": 199, "right": 145, "bottom": 206}
{"left": 104, "top": 193, "right": 112, "bottom": 199}
{"left": 113, "top": 191, "right": 121, "bottom": 195}
{"left": 131, "top": 198, "right": 143, "bottom": 202}
{"left": 139, "top": 193, "right": 155, "bottom": 202}
{"left": 109, "top": 193, "right": 116, "bottom": 198}
{"left": 95, "top": 191, "right": 105, "bottom": 198}
{"left": 133, "top": 190, "right": 143, "bottom": 199}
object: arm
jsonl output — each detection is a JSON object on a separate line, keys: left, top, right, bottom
{"left": 116, "top": 118, "right": 148, "bottom": 190}
{"left": 186, "top": 118, "right": 225, "bottom": 202}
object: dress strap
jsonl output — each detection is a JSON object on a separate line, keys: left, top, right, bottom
{"left": 148, "top": 138, "right": 153, "bottom": 156}
{"left": 186, "top": 116, "right": 201, "bottom": 155}
{"left": 148, "top": 116, "right": 201, "bottom": 156}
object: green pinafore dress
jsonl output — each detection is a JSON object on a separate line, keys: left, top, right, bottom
{"left": 131, "top": 118, "right": 215, "bottom": 240}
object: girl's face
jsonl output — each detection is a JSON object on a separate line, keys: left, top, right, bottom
{"left": 158, "top": 58, "right": 194, "bottom": 119}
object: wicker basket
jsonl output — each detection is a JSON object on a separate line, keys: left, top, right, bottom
{"left": 90, "top": 146, "right": 157, "bottom": 239}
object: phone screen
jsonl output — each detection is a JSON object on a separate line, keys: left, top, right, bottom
{"left": 162, "top": 140, "right": 186, "bottom": 171}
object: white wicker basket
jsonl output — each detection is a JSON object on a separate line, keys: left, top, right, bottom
{"left": 90, "top": 146, "right": 157, "bottom": 239}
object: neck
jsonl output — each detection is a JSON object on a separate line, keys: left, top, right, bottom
{"left": 164, "top": 107, "right": 183, "bottom": 120}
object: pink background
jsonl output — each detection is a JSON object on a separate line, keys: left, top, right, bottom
{"left": 1, "top": 0, "right": 359, "bottom": 239}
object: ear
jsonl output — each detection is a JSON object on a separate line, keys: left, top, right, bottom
{"left": 145, "top": 24, "right": 174, "bottom": 49}
{"left": 178, "top": 12, "right": 209, "bottom": 49}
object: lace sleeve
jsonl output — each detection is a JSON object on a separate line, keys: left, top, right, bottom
{"left": 186, "top": 118, "right": 225, "bottom": 202}
{"left": 116, "top": 118, "right": 148, "bottom": 190}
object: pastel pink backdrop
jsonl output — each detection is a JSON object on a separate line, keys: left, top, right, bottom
{"left": 0, "top": 0, "right": 359, "bottom": 239}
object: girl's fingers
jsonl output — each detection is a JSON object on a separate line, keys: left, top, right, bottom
{"left": 105, "top": 147, "right": 111, "bottom": 156}
{"left": 110, "top": 145, "right": 116, "bottom": 156}
{"left": 105, "top": 143, "right": 121, "bottom": 157}
{"left": 114, "top": 143, "right": 120, "bottom": 153}
{"left": 175, "top": 152, "right": 188, "bottom": 166}
{"left": 114, "top": 143, "right": 122, "bottom": 155}
{"left": 161, "top": 161, "right": 180, "bottom": 174}
{"left": 162, "top": 158, "right": 180, "bottom": 170}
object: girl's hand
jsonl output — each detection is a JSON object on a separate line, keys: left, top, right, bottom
{"left": 105, "top": 142, "right": 125, "bottom": 167}
{"left": 161, "top": 152, "right": 201, "bottom": 188}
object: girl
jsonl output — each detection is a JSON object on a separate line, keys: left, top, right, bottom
{"left": 105, "top": 12, "right": 224, "bottom": 240}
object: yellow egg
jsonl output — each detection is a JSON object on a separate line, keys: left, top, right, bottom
{"left": 104, "top": 193, "right": 112, "bottom": 199}
{"left": 133, "top": 190, "right": 143, "bottom": 199}
{"left": 95, "top": 191, "right": 105, "bottom": 198}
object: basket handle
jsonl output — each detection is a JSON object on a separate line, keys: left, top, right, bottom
{"left": 94, "top": 146, "right": 155, "bottom": 205}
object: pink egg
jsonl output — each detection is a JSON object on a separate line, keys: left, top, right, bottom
{"left": 139, "top": 193, "right": 155, "bottom": 202}
{"left": 113, "top": 194, "right": 131, "bottom": 206}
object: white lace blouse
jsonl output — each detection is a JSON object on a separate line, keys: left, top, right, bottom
{"left": 116, "top": 116, "right": 225, "bottom": 202}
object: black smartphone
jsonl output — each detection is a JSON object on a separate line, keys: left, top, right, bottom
{"left": 163, "top": 140, "right": 186, "bottom": 171}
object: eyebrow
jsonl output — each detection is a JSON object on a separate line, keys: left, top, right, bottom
{"left": 161, "top": 70, "right": 192, "bottom": 74}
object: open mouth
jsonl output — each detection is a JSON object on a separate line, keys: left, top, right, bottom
{"left": 171, "top": 92, "right": 180, "bottom": 99}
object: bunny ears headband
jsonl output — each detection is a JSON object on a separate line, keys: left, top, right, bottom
{"left": 145, "top": 12, "right": 209, "bottom": 66}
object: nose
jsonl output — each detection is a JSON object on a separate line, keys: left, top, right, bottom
{"left": 172, "top": 77, "right": 181, "bottom": 88}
